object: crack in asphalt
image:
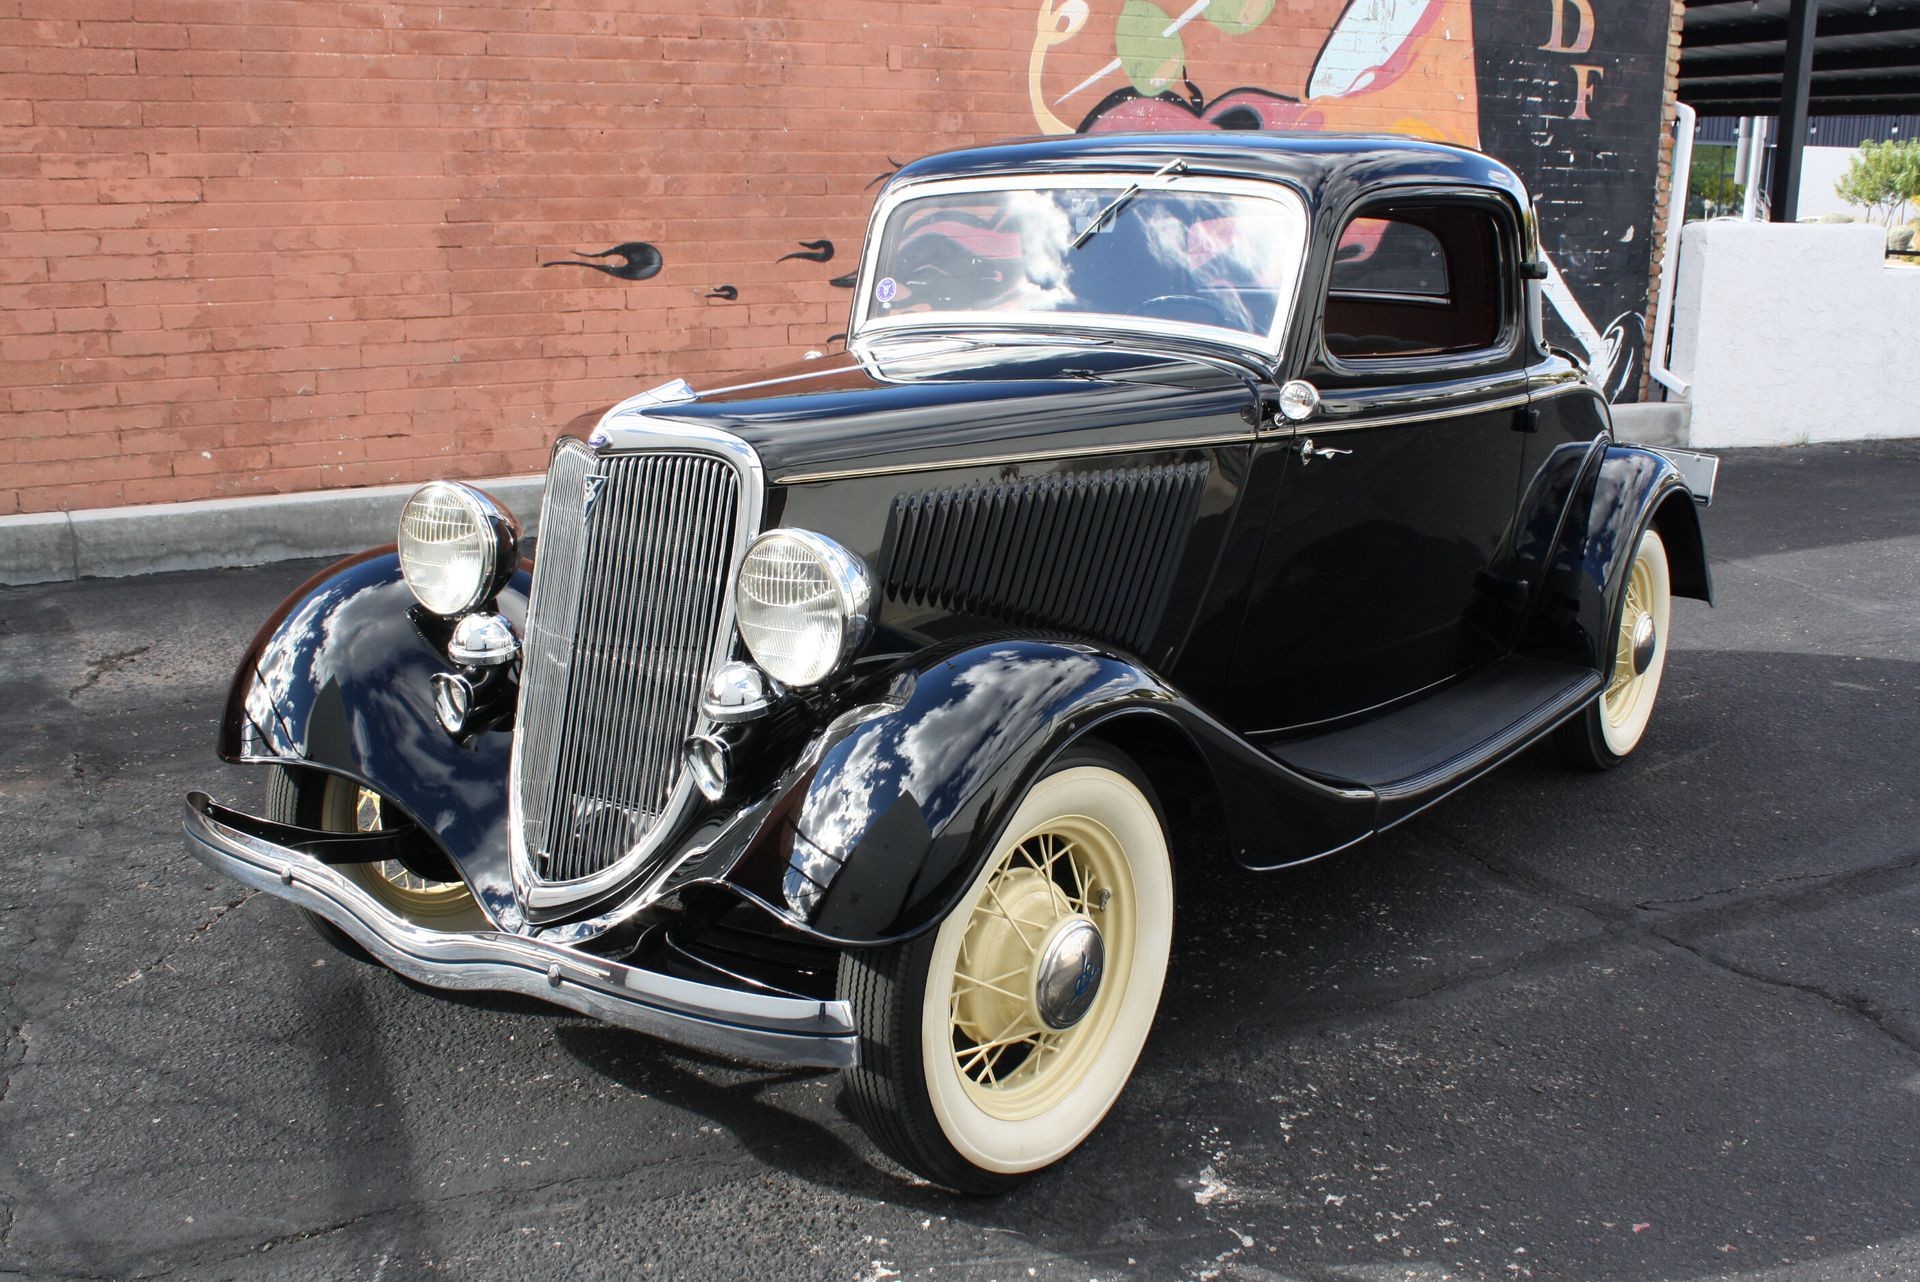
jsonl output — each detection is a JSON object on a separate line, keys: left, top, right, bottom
{"left": 1651, "top": 929, "right": 1920, "bottom": 1063}
{"left": 66, "top": 645, "right": 151, "bottom": 700}
{"left": 1442, "top": 834, "right": 1920, "bottom": 1063}
{"left": 85, "top": 891, "right": 262, "bottom": 1005}
{"left": 0, "top": 1019, "right": 22, "bottom": 1110}
{"left": 1154, "top": 833, "right": 1920, "bottom": 1056}
{"left": 1453, "top": 844, "right": 1634, "bottom": 926}
{"left": 1635, "top": 860, "right": 1907, "bottom": 911}
{"left": 1453, "top": 829, "right": 1920, "bottom": 944}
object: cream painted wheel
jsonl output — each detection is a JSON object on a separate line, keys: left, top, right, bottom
{"left": 314, "top": 776, "right": 483, "bottom": 926}
{"left": 264, "top": 767, "right": 484, "bottom": 956}
{"left": 1559, "top": 526, "right": 1673, "bottom": 769}
{"left": 840, "top": 744, "right": 1173, "bottom": 1192}
{"left": 1598, "top": 528, "right": 1671, "bottom": 756}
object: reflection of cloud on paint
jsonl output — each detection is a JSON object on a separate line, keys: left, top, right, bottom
{"left": 896, "top": 650, "right": 1103, "bottom": 814}
{"left": 800, "top": 715, "right": 904, "bottom": 855}
{"left": 798, "top": 649, "right": 1112, "bottom": 860}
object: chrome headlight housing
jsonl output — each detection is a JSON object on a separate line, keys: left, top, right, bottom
{"left": 733, "top": 529, "right": 875, "bottom": 688}
{"left": 397, "top": 481, "right": 519, "bottom": 617}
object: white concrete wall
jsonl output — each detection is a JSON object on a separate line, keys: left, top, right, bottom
{"left": 1670, "top": 222, "right": 1920, "bottom": 448}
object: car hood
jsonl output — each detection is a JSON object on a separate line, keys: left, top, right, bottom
{"left": 632, "top": 336, "right": 1256, "bottom": 482}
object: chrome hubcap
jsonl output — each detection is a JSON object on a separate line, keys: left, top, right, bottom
{"left": 1032, "top": 917, "right": 1104, "bottom": 1030}
{"left": 1630, "top": 612, "right": 1657, "bottom": 675}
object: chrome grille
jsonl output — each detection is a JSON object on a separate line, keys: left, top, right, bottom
{"left": 514, "top": 438, "right": 743, "bottom": 888}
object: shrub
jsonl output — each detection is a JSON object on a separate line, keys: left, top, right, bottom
{"left": 1835, "top": 138, "right": 1920, "bottom": 225}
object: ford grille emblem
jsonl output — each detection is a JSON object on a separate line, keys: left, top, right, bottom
{"left": 581, "top": 474, "right": 607, "bottom": 523}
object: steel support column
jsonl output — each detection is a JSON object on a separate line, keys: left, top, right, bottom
{"left": 1767, "top": 0, "right": 1821, "bottom": 221}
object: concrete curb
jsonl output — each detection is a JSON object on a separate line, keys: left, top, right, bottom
{"left": 0, "top": 474, "right": 545, "bottom": 587}
{"left": 1610, "top": 401, "right": 1692, "bottom": 447}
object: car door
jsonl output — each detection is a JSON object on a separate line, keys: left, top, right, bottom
{"left": 1228, "top": 192, "right": 1532, "bottom": 731}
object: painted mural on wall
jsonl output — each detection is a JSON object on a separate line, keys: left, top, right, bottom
{"left": 523, "top": 0, "right": 1663, "bottom": 401}
{"left": 1027, "top": 0, "right": 1664, "bottom": 399}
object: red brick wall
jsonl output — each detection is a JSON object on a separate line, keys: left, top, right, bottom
{"left": 0, "top": 0, "right": 1669, "bottom": 516}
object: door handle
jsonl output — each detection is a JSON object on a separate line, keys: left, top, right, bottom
{"left": 1297, "top": 437, "right": 1353, "bottom": 465}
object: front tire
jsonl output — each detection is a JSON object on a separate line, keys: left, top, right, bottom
{"left": 1558, "top": 525, "right": 1673, "bottom": 769}
{"left": 840, "top": 743, "right": 1173, "bottom": 1192}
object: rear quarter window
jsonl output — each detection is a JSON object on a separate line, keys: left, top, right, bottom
{"left": 1323, "top": 203, "right": 1509, "bottom": 361}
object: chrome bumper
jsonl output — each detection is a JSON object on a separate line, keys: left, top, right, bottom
{"left": 182, "top": 793, "right": 858, "bottom": 1069}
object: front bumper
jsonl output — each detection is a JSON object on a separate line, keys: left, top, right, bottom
{"left": 182, "top": 792, "right": 859, "bottom": 1069}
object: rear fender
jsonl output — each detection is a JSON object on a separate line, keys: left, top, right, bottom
{"left": 1522, "top": 445, "right": 1712, "bottom": 669}
{"left": 719, "top": 639, "right": 1377, "bottom": 946}
{"left": 222, "top": 549, "right": 527, "bottom": 926}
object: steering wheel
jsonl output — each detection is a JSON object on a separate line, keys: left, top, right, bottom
{"left": 1130, "top": 293, "right": 1240, "bottom": 328}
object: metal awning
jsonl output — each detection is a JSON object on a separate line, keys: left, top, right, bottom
{"left": 1682, "top": 0, "right": 1920, "bottom": 116}
{"left": 1680, "top": 0, "right": 1920, "bottom": 217}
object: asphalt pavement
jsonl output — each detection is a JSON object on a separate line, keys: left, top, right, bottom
{"left": 2, "top": 439, "right": 1917, "bottom": 1282}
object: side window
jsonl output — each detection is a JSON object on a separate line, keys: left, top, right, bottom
{"left": 1324, "top": 203, "right": 1508, "bottom": 361}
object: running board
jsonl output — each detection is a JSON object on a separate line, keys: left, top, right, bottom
{"left": 1266, "top": 658, "right": 1602, "bottom": 828}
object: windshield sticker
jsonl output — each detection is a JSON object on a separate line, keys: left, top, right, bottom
{"left": 874, "top": 276, "right": 898, "bottom": 305}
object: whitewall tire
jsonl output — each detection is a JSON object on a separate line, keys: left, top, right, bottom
{"left": 1559, "top": 525, "right": 1673, "bottom": 769}
{"left": 840, "top": 742, "right": 1173, "bottom": 1192}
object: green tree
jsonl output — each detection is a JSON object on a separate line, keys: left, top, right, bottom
{"left": 1687, "top": 145, "right": 1742, "bottom": 219}
{"left": 1834, "top": 138, "right": 1920, "bottom": 226}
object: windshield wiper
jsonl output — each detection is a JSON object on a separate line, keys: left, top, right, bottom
{"left": 1068, "top": 158, "right": 1188, "bottom": 250}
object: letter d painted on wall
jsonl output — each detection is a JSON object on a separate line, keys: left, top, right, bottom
{"left": 1541, "top": 0, "right": 1596, "bottom": 54}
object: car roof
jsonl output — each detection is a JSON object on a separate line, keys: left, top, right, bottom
{"left": 888, "top": 131, "right": 1531, "bottom": 214}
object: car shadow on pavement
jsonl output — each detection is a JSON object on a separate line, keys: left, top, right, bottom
{"left": 552, "top": 1024, "right": 961, "bottom": 1207}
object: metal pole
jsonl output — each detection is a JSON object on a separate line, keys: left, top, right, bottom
{"left": 1742, "top": 117, "right": 1769, "bottom": 221}
{"left": 1768, "top": 0, "right": 1821, "bottom": 222}
{"left": 1650, "top": 102, "right": 1696, "bottom": 400}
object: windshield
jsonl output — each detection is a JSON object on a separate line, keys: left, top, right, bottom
{"left": 856, "top": 176, "right": 1308, "bottom": 352}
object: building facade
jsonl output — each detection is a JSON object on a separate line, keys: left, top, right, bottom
{"left": 0, "top": 0, "right": 1682, "bottom": 516}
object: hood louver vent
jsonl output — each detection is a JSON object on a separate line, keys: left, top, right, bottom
{"left": 882, "top": 462, "right": 1208, "bottom": 656}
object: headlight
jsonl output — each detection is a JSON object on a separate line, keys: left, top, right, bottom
{"left": 397, "top": 481, "right": 517, "bottom": 617}
{"left": 734, "top": 529, "right": 875, "bottom": 687}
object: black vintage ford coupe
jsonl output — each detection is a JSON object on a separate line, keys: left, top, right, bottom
{"left": 186, "top": 133, "right": 1714, "bottom": 1191}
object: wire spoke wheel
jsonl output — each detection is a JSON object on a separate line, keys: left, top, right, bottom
{"left": 318, "top": 779, "right": 476, "bottom": 918}
{"left": 1559, "top": 525, "right": 1673, "bottom": 769}
{"left": 945, "top": 817, "right": 1130, "bottom": 1117}
{"left": 839, "top": 744, "right": 1173, "bottom": 1192}
{"left": 313, "top": 776, "right": 482, "bottom": 924}
{"left": 265, "top": 767, "right": 483, "bottom": 953}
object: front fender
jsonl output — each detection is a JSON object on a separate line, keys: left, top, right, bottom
{"left": 1525, "top": 445, "right": 1713, "bottom": 669}
{"left": 222, "top": 549, "right": 527, "bottom": 927}
{"left": 719, "top": 639, "right": 1376, "bottom": 946}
